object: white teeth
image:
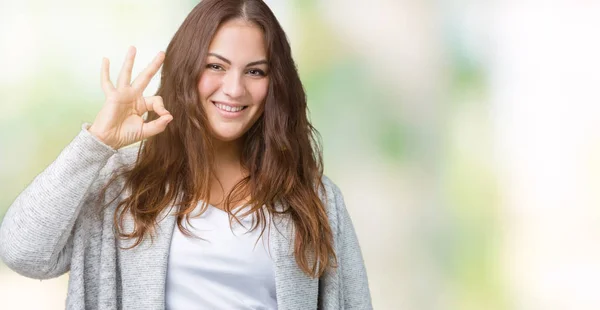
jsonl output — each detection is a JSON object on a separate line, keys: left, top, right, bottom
{"left": 215, "top": 103, "right": 244, "bottom": 112}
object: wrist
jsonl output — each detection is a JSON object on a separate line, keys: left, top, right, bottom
{"left": 87, "top": 125, "right": 118, "bottom": 149}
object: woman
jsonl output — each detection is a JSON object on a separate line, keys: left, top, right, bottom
{"left": 0, "top": 0, "right": 371, "bottom": 309}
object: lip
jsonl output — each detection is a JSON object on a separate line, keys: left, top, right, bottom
{"left": 212, "top": 100, "right": 246, "bottom": 108}
{"left": 211, "top": 100, "right": 248, "bottom": 118}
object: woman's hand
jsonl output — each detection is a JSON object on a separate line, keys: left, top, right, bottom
{"left": 88, "top": 46, "right": 172, "bottom": 150}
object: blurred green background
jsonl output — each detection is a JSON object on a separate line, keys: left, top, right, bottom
{"left": 3, "top": 1, "right": 600, "bottom": 309}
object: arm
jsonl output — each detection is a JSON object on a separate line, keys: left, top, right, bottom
{"left": 0, "top": 124, "right": 118, "bottom": 279}
{"left": 0, "top": 47, "right": 168, "bottom": 279}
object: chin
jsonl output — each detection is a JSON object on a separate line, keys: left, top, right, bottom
{"left": 209, "top": 127, "right": 246, "bottom": 142}
{"left": 211, "top": 134, "right": 242, "bottom": 143}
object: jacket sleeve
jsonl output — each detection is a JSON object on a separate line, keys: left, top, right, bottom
{"left": 0, "top": 123, "right": 118, "bottom": 279}
{"left": 329, "top": 179, "right": 373, "bottom": 309}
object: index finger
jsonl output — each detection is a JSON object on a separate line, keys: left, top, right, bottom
{"left": 132, "top": 51, "right": 166, "bottom": 91}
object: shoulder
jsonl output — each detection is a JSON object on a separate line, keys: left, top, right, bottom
{"left": 320, "top": 174, "right": 344, "bottom": 204}
{"left": 319, "top": 174, "right": 347, "bottom": 233}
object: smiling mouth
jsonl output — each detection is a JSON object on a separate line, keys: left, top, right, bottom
{"left": 212, "top": 101, "right": 248, "bottom": 113}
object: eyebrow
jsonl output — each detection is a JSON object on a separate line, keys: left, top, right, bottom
{"left": 207, "top": 52, "right": 268, "bottom": 67}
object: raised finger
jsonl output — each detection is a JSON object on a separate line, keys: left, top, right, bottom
{"left": 116, "top": 46, "right": 136, "bottom": 88}
{"left": 132, "top": 51, "right": 165, "bottom": 91}
{"left": 101, "top": 57, "right": 116, "bottom": 93}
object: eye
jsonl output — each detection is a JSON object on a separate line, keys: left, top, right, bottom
{"left": 206, "top": 64, "right": 224, "bottom": 71}
{"left": 247, "top": 69, "right": 266, "bottom": 76}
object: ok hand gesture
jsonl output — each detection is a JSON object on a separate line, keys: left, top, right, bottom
{"left": 88, "top": 46, "right": 172, "bottom": 150}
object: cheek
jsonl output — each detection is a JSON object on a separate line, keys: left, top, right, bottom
{"left": 249, "top": 79, "right": 269, "bottom": 106}
{"left": 197, "top": 74, "right": 220, "bottom": 99}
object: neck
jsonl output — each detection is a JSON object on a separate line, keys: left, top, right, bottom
{"left": 208, "top": 136, "right": 248, "bottom": 208}
{"left": 211, "top": 137, "right": 243, "bottom": 170}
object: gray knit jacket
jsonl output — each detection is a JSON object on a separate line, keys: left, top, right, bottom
{"left": 0, "top": 124, "right": 372, "bottom": 309}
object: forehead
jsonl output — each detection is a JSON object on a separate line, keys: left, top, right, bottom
{"left": 208, "top": 18, "right": 267, "bottom": 61}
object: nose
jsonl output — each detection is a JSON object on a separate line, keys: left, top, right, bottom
{"left": 221, "top": 70, "right": 245, "bottom": 99}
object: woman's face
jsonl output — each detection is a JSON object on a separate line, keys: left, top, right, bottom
{"left": 198, "top": 18, "right": 269, "bottom": 143}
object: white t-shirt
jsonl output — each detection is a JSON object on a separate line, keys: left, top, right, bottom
{"left": 165, "top": 202, "right": 277, "bottom": 310}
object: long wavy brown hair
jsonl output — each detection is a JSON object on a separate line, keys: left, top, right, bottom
{"left": 100, "top": 0, "right": 336, "bottom": 278}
